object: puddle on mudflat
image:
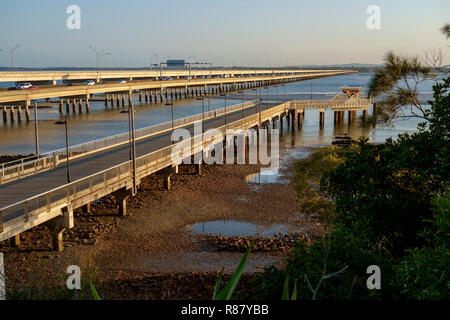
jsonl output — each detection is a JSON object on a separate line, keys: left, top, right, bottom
{"left": 188, "top": 220, "right": 303, "bottom": 238}
{"left": 245, "top": 148, "right": 314, "bottom": 185}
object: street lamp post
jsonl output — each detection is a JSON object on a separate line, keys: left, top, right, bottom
{"left": 220, "top": 94, "right": 227, "bottom": 125}
{"left": 196, "top": 97, "right": 205, "bottom": 136}
{"left": 98, "top": 52, "right": 110, "bottom": 82}
{"left": 120, "top": 110, "right": 132, "bottom": 161}
{"left": 252, "top": 88, "right": 261, "bottom": 126}
{"left": 165, "top": 98, "right": 175, "bottom": 136}
{"left": 34, "top": 102, "right": 39, "bottom": 157}
{"left": 237, "top": 91, "right": 244, "bottom": 119}
{"left": 89, "top": 46, "right": 109, "bottom": 82}
{"left": 150, "top": 51, "right": 157, "bottom": 70}
{"left": 120, "top": 103, "right": 137, "bottom": 195}
{"left": 54, "top": 116, "right": 70, "bottom": 183}
{"left": 11, "top": 44, "right": 20, "bottom": 71}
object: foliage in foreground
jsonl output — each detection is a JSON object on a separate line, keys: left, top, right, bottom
{"left": 250, "top": 76, "right": 450, "bottom": 300}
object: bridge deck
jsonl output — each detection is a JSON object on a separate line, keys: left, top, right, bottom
{"left": 0, "top": 104, "right": 265, "bottom": 209}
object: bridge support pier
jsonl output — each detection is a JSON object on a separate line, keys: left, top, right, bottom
{"left": 2, "top": 106, "right": 7, "bottom": 123}
{"left": 45, "top": 207, "right": 74, "bottom": 252}
{"left": 59, "top": 98, "right": 64, "bottom": 113}
{"left": 298, "top": 110, "right": 304, "bottom": 127}
{"left": 25, "top": 105, "right": 31, "bottom": 122}
{"left": 113, "top": 187, "right": 132, "bottom": 216}
{"left": 85, "top": 96, "right": 91, "bottom": 112}
{"left": 82, "top": 202, "right": 91, "bottom": 214}
{"left": 319, "top": 110, "right": 325, "bottom": 127}
{"left": 161, "top": 165, "right": 179, "bottom": 191}
{"left": 10, "top": 234, "right": 20, "bottom": 247}
{"left": 363, "top": 110, "right": 368, "bottom": 122}
{"left": 10, "top": 106, "right": 15, "bottom": 122}
{"left": 17, "top": 106, "right": 23, "bottom": 122}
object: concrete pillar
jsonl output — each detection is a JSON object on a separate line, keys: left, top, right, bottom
{"left": 363, "top": 110, "right": 368, "bottom": 122}
{"left": 116, "top": 93, "right": 120, "bottom": 106}
{"left": 291, "top": 111, "right": 296, "bottom": 129}
{"left": 348, "top": 110, "right": 352, "bottom": 123}
{"left": 65, "top": 98, "right": 70, "bottom": 113}
{"left": 160, "top": 89, "right": 164, "bottom": 102}
{"left": 78, "top": 99, "right": 83, "bottom": 113}
{"left": 17, "top": 106, "right": 23, "bottom": 122}
{"left": 10, "top": 106, "right": 15, "bottom": 122}
{"left": 85, "top": 95, "right": 91, "bottom": 112}
{"left": 298, "top": 111, "right": 303, "bottom": 126}
{"left": 113, "top": 188, "right": 131, "bottom": 216}
{"left": 121, "top": 93, "right": 126, "bottom": 107}
{"left": 2, "top": 106, "right": 7, "bottom": 123}
{"left": 44, "top": 207, "right": 74, "bottom": 252}
{"left": 82, "top": 202, "right": 91, "bottom": 214}
{"left": 139, "top": 91, "right": 143, "bottom": 102}
{"left": 10, "top": 234, "right": 20, "bottom": 247}
{"left": 72, "top": 99, "right": 77, "bottom": 113}
{"left": 25, "top": 105, "right": 31, "bottom": 122}
{"left": 319, "top": 111, "right": 325, "bottom": 127}
{"left": 105, "top": 94, "right": 109, "bottom": 107}
{"left": 195, "top": 162, "right": 201, "bottom": 175}
{"left": 59, "top": 98, "right": 64, "bottom": 113}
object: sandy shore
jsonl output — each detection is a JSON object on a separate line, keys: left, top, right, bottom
{"left": 1, "top": 151, "right": 323, "bottom": 299}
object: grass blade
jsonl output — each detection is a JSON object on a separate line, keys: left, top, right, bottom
{"left": 291, "top": 279, "right": 298, "bottom": 300}
{"left": 282, "top": 275, "right": 290, "bottom": 300}
{"left": 89, "top": 281, "right": 101, "bottom": 300}
{"left": 214, "top": 243, "right": 252, "bottom": 300}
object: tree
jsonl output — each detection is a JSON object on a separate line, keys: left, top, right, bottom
{"left": 440, "top": 23, "right": 450, "bottom": 39}
{"left": 368, "top": 51, "right": 435, "bottom": 124}
{"left": 369, "top": 24, "right": 449, "bottom": 124}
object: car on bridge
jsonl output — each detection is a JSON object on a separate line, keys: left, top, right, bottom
{"left": 16, "top": 82, "right": 33, "bottom": 89}
{"left": 84, "top": 80, "right": 96, "bottom": 86}
{"left": 117, "top": 79, "right": 127, "bottom": 84}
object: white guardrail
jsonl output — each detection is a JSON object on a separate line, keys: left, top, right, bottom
{"left": 0, "top": 100, "right": 256, "bottom": 185}
{"left": 290, "top": 99, "right": 372, "bottom": 109}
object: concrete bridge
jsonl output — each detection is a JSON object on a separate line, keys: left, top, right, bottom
{"left": 0, "top": 70, "right": 354, "bottom": 123}
{"left": 0, "top": 69, "right": 347, "bottom": 84}
{"left": 0, "top": 85, "right": 370, "bottom": 251}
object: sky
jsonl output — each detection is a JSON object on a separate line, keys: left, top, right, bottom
{"left": 0, "top": 0, "right": 448, "bottom": 68}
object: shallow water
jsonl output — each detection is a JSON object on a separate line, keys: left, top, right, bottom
{"left": 189, "top": 220, "right": 303, "bottom": 237}
{"left": 0, "top": 72, "right": 433, "bottom": 154}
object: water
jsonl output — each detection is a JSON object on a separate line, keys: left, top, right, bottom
{"left": 189, "top": 220, "right": 301, "bottom": 237}
{"left": 0, "top": 72, "right": 437, "bottom": 155}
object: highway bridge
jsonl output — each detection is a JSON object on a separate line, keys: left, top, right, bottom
{"left": 0, "top": 70, "right": 355, "bottom": 123}
{"left": 0, "top": 69, "right": 347, "bottom": 83}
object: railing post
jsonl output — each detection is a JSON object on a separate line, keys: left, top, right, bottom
{"left": 24, "top": 201, "right": 29, "bottom": 222}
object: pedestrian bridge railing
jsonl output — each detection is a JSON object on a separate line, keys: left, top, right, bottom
{"left": 290, "top": 98, "right": 371, "bottom": 110}
{"left": 0, "top": 100, "right": 256, "bottom": 185}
